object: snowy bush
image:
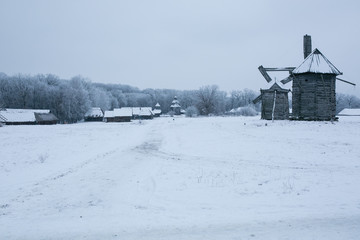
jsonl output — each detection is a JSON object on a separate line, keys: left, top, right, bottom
{"left": 185, "top": 106, "right": 199, "bottom": 117}
{"left": 229, "top": 105, "right": 258, "bottom": 116}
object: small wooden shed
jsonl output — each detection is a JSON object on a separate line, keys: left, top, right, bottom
{"left": 253, "top": 83, "right": 290, "bottom": 120}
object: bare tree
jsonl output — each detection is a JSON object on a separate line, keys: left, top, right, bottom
{"left": 196, "top": 85, "right": 220, "bottom": 115}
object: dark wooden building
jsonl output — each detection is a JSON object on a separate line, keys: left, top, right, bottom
{"left": 132, "top": 107, "right": 154, "bottom": 120}
{"left": 253, "top": 83, "right": 290, "bottom": 120}
{"left": 104, "top": 108, "right": 132, "bottom": 122}
{"left": 34, "top": 112, "right": 58, "bottom": 125}
{"left": 153, "top": 103, "right": 162, "bottom": 117}
{"left": 291, "top": 48, "right": 342, "bottom": 120}
{"left": 170, "top": 96, "right": 182, "bottom": 115}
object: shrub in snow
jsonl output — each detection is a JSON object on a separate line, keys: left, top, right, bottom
{"left": 229, "top": 105, "right": 258, "bottom": 116}
{"left": 185, "top": 106, "right": 199, "bottom": 117}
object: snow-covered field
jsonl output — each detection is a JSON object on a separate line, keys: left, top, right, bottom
{"left": 0, "top": 116, "right": 359, "bottom": 240}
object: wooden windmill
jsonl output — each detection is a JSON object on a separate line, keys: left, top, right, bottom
{"left": 253, "top": 66, "right": 293, "bottom": 120}
{"left": 280, "top": 35, "right": 356, "bottom": 120}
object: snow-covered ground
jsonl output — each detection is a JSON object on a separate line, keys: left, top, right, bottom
{"left": 0, "top": 116, "right": 359, "bottom": 240}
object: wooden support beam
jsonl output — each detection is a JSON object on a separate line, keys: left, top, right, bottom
{"left": 336, "top": 78, "right": 356, "bottom": 86}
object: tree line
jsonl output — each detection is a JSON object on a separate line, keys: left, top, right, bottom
{"left": 0, "top": 73, "right": 358, "bottom": 123}
{"left": 0, "top": 73, "right": 259, "bottom": 123}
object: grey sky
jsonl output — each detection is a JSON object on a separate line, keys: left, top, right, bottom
{"left": 0, "top": 0, "right": 359, "bottom": 95}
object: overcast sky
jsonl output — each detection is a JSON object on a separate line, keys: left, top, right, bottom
{"left": 0, "top": 0, "right": 359, "bottom": 95}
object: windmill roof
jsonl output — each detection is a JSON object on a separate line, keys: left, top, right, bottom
{"left": 270, "top": 82, "right": 285, "bottom": 90}
{"left": 260, "top": 83, "right": 290, "bottom": 93}
{"left": 292, "top": 48, "right": 342, "bottom": 75}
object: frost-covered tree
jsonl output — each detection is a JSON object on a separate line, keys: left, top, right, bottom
{"left": 185, "top": 106, "right": 199, "bottom": 117}
{"left": 196, "top": 85, "right": 223, "bottom": 115}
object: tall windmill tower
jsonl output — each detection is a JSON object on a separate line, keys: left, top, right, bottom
{"left": 281, "top": 35, "right": 356, "bottom": 120}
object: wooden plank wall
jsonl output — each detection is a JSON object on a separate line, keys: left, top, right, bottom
{"left": 292, "top": 73, "right": 336, "bottom": 120}
{"left": 261, "top": 91, "right": 289, "bottom": 120}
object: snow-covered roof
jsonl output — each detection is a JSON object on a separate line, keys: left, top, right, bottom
{"left": 114, "top": 108, "right": 133, "bottom": 117}
{"left": 105, "top": 107, "right": 154, "bottom": 118}
{"left": 85, "top": 108, "right": 104, "bottom": 117}
{"left": 171, "top": 103, "right": 181, "bottom": 108}
{"left": 104, "top": 111, "right": 114, "bottom": 118}
{"left": 292, "top": 48, "right": 342, "bottom": 75}
{"left": 155, "top": 103, "right": 160, "bottom": 107}
{"left": 338, "top": 108, "right": 360, "bottom": 116}
{"left": 34, "top": 113, "right": 58, "bottom": 122}
{"left": 153, "top": 109, "right": 161, "bottom": 114}
{"left": 0, "top": 109, "right": 50, "bottom": 123}
{"left": 132, "top": 107, "right": 153, "bottom": 116}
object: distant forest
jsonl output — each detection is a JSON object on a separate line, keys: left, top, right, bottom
{"left": 0, "top": 73, "right": 259, "bottom": 122}
{"left": 0, "top": 73, "right": 359, "bottom": 123}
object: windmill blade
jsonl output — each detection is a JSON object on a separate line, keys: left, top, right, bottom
{"left": 252, "top": 94, "right": 262, "bottom": 104}
{"left": 258, "top": 65, "right": 272, "bottom": 83}
{"left": 263, "top": 67, "right": 295, "bottom": 72}
{"left": 280, "top": 75, "right": 293, "bottom": 84}
{"left": 336, "top": 78, "right": 356, "bottom": 86}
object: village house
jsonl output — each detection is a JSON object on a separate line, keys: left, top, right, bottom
{"left": 104, "top": 108, "right": 132, "bottom": 122}
{"left": 132, "top": 107, "right": 154, "bottom": 120}
{"left": 0, "top": 109, "right": 58, "bottom": 125}
{"left": 84, "top": 107, "right": 104, "bottom": 121}
{"left": 153, "top": 103, "right": 162, "bottom": 117}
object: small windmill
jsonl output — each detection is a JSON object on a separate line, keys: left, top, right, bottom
{"left": 253, "top": 66, "right": 293, "bottom": 121}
